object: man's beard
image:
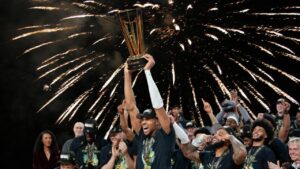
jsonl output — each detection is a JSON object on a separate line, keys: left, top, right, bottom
{"left": 208, "top": 140, "right": 226, "bottom": 150}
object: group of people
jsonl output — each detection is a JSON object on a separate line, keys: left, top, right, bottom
{"left": 33, "top": 54, "right": 300, "bottom": 169}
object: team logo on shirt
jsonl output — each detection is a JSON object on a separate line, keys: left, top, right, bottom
{"left": 142, "top": 137, "right": 155, "bottom": 169}
{"left": 82, "top": 143, "right": 100, "bottom": 167}
{"left": 115, "top": 154, "right": 127, "bottom": 169}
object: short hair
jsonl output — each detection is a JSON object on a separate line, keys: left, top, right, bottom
{"left": 288, "top": 137, "right": 300, "bottom": 145}
{"left": 251, "top": 119, "right": 274, "bottom": 144}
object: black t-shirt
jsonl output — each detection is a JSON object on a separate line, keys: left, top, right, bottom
{"left": 243, "top": 146, "right": 276, "bottom": 169}
{"left": 136, "top": 125, "right": 176, "bottom": 169}
{"left": 69, "top": 136, "right": 102, "bottom": 169}
{"left": 99, "top": 143, "right": 133, "bottom": 169}
{"left": 268, "top": 138, "right": 289, "bottom": 163}
{"left": 199, "top": 148, "right": 241, "bottom": 169}
{"left": 171, "top": 148, "right": 191, "bottom": 169}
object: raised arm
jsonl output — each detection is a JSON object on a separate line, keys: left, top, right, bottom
{"left": 124, "top": 64, "right": 141, "bottom": 134}
{"left": 143, "top": 54, "right": 171, "bottom": 134}
{"left": 202, "top": 98, "right": 219, "bottom": 124}
{"left": 278, "top": 101, "right": 290, "bottom": 143}
{"left": 118, "top": 102, "right": 135, "bottom": 141}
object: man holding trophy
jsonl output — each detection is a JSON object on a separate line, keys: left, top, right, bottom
{"left": 118, "top": 9, "right": 176, "bottom": 169}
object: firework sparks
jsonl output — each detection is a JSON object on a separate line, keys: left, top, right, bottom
{"left": 11, "top": 0, "right": 300, "bottom": 127}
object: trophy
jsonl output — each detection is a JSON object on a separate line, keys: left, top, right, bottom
{"left": 118, "top": 9, "right": 146, "bottom": 71}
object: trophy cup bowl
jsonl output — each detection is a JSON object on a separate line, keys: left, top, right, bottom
{"left": 118, "top": 9, "right": 146, "bottom": 71}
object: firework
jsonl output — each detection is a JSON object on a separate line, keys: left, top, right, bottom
{"left": 11, "top": 0, "right": 300, "bottom": 132}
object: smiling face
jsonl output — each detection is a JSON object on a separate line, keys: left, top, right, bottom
{"left": 42, "top": 133, "right": 53, "bottom": 148}
{"left": 225, "top": 118, "right": 238, "bottom": 130}
{"left": 276, "top": 103, "right": 285, "bottom": 116}
{"left": 110, "top": 132, "right": 123, "bottom": 145}
{"left": 252, "top": 126, "right": 267, "bottom": 142}
{"left": 211, "top": 129, "right": 229, "bottom": 148}
{"left": 288, "top": 141, "right": 300, "bottom": 162}
{"left": 73, "top": 122, "right": 84, "bottom": 137}
{"left": 141, "top": 117, "right": 158, "bottom": 136}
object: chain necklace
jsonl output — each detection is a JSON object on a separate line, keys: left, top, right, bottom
{"left": 208, "top": 149, "right": 229, "bottom": 169}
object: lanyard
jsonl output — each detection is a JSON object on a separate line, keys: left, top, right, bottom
{"left": 209, "top": 149, "right": 229, "bottom": 169}
{"left": 243, "top": 146, "right": 264, "bottom": 168}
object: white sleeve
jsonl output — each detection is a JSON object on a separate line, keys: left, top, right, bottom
{"left": 144, "top": 70, "right": 164, "bottom": 109}
{"left": 173, "top": 122, "right": 190, "bottom": 144}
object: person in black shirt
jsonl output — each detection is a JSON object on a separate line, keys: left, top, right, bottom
{"left": 122, "top": 54, "right": 176, "bottom": 169}
{"left": 70, "top": 119, "right": 102, "bottom": 169}
{"left": 243, "top": 119, "right": 276, "bottom": 169}
{"left": 268, "top": 137, "right": 300, "bottom": 169}
{"left": 182, "top": 124, "right": 247, "bottom": 169}
{"left": 100, "top": 126, "right": 134, "bottom": 169}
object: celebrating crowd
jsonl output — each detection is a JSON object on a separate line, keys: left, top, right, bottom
{"left": 33, "top": 54, "right": 300, "bottom": 169}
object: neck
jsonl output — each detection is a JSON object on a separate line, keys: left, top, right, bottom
{"left": 252, "top": 140, "right": 264, "bottom": 147}
{"left": 215, "top": 146, "right": 228, "bottom": 157}
{"left": 43, "top": 146, "right": 50, "bottom": 151}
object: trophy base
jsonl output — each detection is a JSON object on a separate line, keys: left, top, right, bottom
{"left": 127, "top": 56, "right": 147, "bottom": 71}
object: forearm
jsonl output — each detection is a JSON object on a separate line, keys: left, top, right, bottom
{"left": 144, "top": 70, "right": 170, "bottom": 133}
{"left": 216, "top": 111, "right": 225, "bottom": 123}
{"left": 207, "top": 112, "right": 219, "bottom": 124}
{"left": 120, "top": 113, "right": 135, "bottom": 141}
{"left": 101, "top": 156, "right": 116, "bottom": 169}
{"left": 124, "top": 71, "right": 136, "bottom": 107}
{"left": 229, "top": 135, "right": 247, "bottom": 165}
{"left": 144, "top": 70, "right": 163, "bottom": 109}
{"left": 181, "top": 143, "right": 201, "bottom": 162}
{"left": 238, "top": 105, "right": 252, "bottom": 122}
{"left": 124, "top": 72, "right": 141, "bottom": 133}
{"left": 173, "top": 122, "right": 190, "bottom": 144}
{"left": 124, "top": 152, "right": 135, "bottom": 169}
{"left": 278, "top": 113, "right": 290, "bottom": 142}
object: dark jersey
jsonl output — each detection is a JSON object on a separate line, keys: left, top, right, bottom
{"left": 136, "top": 125, "right": 176, "bottom": 169}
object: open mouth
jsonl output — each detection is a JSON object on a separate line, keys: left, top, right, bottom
{"left": 143, "top": 126, "right": 149, "bottom": 133}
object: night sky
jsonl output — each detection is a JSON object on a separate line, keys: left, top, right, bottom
{"left": 1, "top": 0, "right": 300, "bottom": 169}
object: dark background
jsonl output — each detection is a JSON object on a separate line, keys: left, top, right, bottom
{"left": 1, "top": 0, "right": 300, "bottom": 169}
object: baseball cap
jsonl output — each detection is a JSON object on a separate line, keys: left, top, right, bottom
{"left": 276, "top": 98, "right": 286, "bottom": 104}
{"left": 185, "top": 121, "right": 195, "bottom": 129}
{"left": 84, "top": 119, "right": 97, "bottom": 134}
{"left": 58, "top": 153, "right": 76, "bottom": 165}
{"left": 227, "top": 114, "right": 239, "bottom": 125}
{"left": 137, "top": 109, "right": 157, "bottom": 119}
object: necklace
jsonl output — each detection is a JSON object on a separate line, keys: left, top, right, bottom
{"left": 208, "top": 149, "right": 229, "bottom": 169}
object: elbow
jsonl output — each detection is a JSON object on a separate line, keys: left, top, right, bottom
{"left": 234, "top": 151, "right": 247, "bottom": 165}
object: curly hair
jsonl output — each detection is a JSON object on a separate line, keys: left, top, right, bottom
{"left": 33, "top": 130, "right": 59, "bottom": 153}
{"left": 251, "top": 119, "right": 274, "bottom": 144}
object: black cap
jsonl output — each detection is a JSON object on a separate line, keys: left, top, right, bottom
{"left": 137, "top": 109, "right": 157, "bottom": 119}
{"left": 194, "top": 127, "right": 211, "bottom": 136}
{"left": 58, "top": 153, "right": 76, "bottom": 165}
{"left": 84, "top": 119, "right": 97, "bottom": 134}
{"left": 109, "top": 126, "right": 122, "bottom": 136}
{"left": 240, "top": 124, "right": 252, "bottom": 139}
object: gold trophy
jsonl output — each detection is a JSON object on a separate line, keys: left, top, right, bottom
{"left": 118, "top": 9, "right": 146, "bottom": 71}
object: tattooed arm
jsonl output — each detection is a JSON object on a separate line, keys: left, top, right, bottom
{"left": 228, "top": 135, "right": 247, "bottom": 165}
